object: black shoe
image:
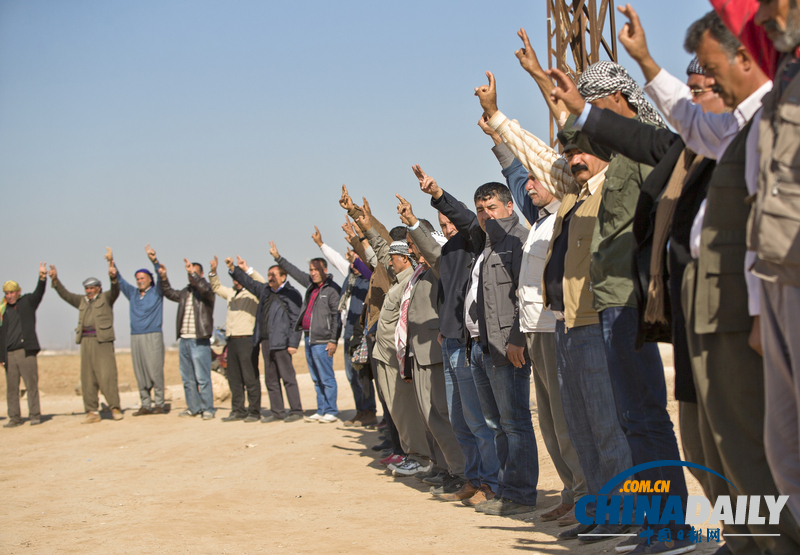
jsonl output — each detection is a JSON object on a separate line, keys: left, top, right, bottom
{"left": 243, "top": 415, "right": 260, "bottom": 423}
{"left": 221, "top": 413, "right": 245, "bottom": 422}
{"left": 558, "top": 522, "right": 597, "bottom": 541}
{"left": 284, "top": 414, "right": 303, "bottom": 423}
{"left": 413, "top": 468, "right": 438, "bottom": 483}
{"left": 371, "top": 439, "right": 393, "bottom": 451}
{"left": 578, "top": 523, "right": 631, "bottom": 544}
{"left": 430, "top": 474, "right": 465, "bottom": 495}
{"left": 260, "top": 414, "right": 283, "bottom": 423}
{"left": 3, "top": 419, "right": 23, "bottom": 428}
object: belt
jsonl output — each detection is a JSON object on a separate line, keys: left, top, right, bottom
{"left": 230, "top": 335, "right": 250, "bottom": 339}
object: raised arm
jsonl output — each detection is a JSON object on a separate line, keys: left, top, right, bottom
{"left": 29, "top": 263, "right": 47, "bottom": 309}
{"left": 49, "top": 265, "right": 82, "bottom": 308}
{"left": 158, "top": 264, "right": 183, "bottom": 303}
{"left": 209, "top": 257, "right": 233, "bottom": 300}
{"left": 515, "top": 27, "right": 570, "bottom": 128}
{"left": 115, "top": 266, "right": 137, "bottom": 300}
{"left": 396, "top": 192, "right": 443, "bottom": 277}
{"left": 231, "top": 266, "right": 267, "bottom": 299}
{"left": 270, "top": 241, "right": 311, "bottom": 288}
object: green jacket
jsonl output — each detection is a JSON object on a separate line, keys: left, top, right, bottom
{"left": 590, "top": 149, "right": 653, "bottom": 311}
{"left": 53, "top": 277, "right": 119, "bottom": 344}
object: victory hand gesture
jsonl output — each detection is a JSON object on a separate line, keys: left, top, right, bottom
{"left": 339, "top": 185, "right": 355, "bottom": 212}
{"left": 412, "top": 165, "right": 443, "bottom": 199}
{"left": 312, "top": 226, "right": 323, "bottom": 247}
{"left": 210, "top": 256, "right": 218, "bottom": 273}
{"left": 474, "top": 71, "right": 498, "bottom": 117}
{"left": 236, "top": 255, "right": 247, "bottom": 271}
{"left": 38, "top": 262, "right": 47, "bottom": 280}
{"left": 396, "top": 194, "right": 417, "bottom": 227}
{"left": 184, "top": 258, "right": 194, "bottom": 274}
{"left": 48, "top": 265, "right": 57, "bottom": 280}
{"left": 269, "top": 242, "right": 280, "bottom": 259}
{"left": 145, "top": 244, "right": 157, "bottom": 262}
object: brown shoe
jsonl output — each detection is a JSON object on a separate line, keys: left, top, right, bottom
{"left": 151, "top": 406, "right": 165, "bottom": 414}
{"left": 438, "top": 481, "right": 479, "bottom": 501}
{"left": 556, "top": 506, "right": 579, "bottom": 527}
{"left": 540, "top": 502, "right": 575, "bottom": 522}
{"left": 359, "top": 410, "right": 378, "bottom": 427}
{"left": 132, "top": 407, "right": 153, "bottom": 417}
{"left": 111, "top": 408, "right": 124, "bottom": 421}
{"left": 343, "top": 411, "right": 363, "bottom": 427}
{"left": 462, "top": 484, "right": 495, "bottom": 507}
{"left": 82, "top": 411, "right": 101, "bottom": 424}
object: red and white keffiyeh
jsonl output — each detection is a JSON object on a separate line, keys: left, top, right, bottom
{"left": 395, "top": 264, "right": 426, "bottom": 366}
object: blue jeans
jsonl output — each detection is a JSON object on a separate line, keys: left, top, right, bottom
{"left": 344, "top": 336, "right": 376, "bottom": 412}
{"left": 554, "top": 321, "right": 631, "bottom": 518}
{"left": 471, "top": 340, "right": 538, "bottom": 505}
{"left": 305, "top": 336, "right": 338, "bottom": 416}
{"left": 443, "top": 337, "right": 499, "bottom": 490}
{"left": 178, "top": 338, "right": 214, "bottom": 415}
{"left": 599, "top": 307, "right": 688, "bottom": 529}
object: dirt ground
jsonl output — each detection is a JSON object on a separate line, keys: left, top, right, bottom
{"left": 0, "top": 346, "right": 724, "bottom": 555}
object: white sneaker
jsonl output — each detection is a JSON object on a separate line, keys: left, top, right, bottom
{"left": 319, "top": 414, "right": 338, "bottom": 424}
{"left": 304, "top": 413, "right": 322, "bottom": 422}
{"left": 393, "top": 459, "right": 432, "bottom": 477}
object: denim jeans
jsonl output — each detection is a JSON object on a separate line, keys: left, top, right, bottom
{"left": 471, "top": 340, "right": 538, "bottom": 505}
{"left": 599, "top": 307, "right": 688, "bottom": 529}
{"left": 442, "top": 337, "right": 499, "bottom": 488}
{"left": 305, "top": 336, "right": 338, "bottom": 416}
{"left": 178, "top": 338, "right": 214, "bottom": 415}
{"left": 554, "top": 321, "right": 631, "bottom": 518}
{"left": 344, "top": 337, "right": 376, "bottom": 412}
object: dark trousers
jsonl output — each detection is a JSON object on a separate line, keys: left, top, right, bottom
{"left": 260, "top": 339, "right": 302, "bottom": 417}
{"left": 5, "top": 349, "right": 40, "bottom": 421}
{"left": 226, "top": 337, "right": 261, "bottom": 418}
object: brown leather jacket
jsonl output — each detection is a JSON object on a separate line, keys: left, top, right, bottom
{"left": 161, "top": 272, "right": 215, "bottom": 339}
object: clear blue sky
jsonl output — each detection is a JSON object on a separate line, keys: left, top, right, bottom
{"left": 0, "top": 0, "right": 713, "bottom": 349}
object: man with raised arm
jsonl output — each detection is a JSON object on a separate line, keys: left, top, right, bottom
{"left": 425, "top": 166, "right": 539, "bottom": 517}
{"left": 159, "top": 257, "right": 216, "bottom": 420}
{"left": 1, "top": 264, "right": 47, "bottom": 427}
{"left": 311, "top": 226, "right": 376, "bottom": 427}
{"left": 269, "top": 241, "right": 341, "bottom": 423}
{"left": 113, "top": 245, "right": 165, "bottom": 416}
{"left": 50, "top": 258, "right": 123, "bottom": 424}
{"left": 231, "top": 256, "right": 304, "bottom": 423}
{"left": 209, "top": 256, "right": 263, "bottom": 423}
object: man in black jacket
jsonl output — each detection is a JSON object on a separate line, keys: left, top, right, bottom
{"left": 232, "top": 259, "right": 304, "bottom": 423}
{"left": 269, "top": 241, "right": 342, "bottom": 423}
{"left": 159, "top": 258, "right": 216, "bottom": 419}
{"left": 1, "top": 264, "right": 47, "bottom": 427}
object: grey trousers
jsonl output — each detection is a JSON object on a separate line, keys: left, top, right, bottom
{"left": 527, "top": 332, "right": 586, "bottom": 505}
{"left": 761, "top": 279, "right": 800, "bottom": 525}
{"left": 261, "top": 340, "right": 302, "bottom": 417}
{"left": 683, "top": 263, "right": 800, "bottom": 554}
{"left": 131, "top": 332, "right": 165, "bottom": 408}
{"left": 375, "top": 359, "right": 430, "bottom": 463}
{"left": 5, "top": 349, "right": 40, "bottom": 420}
{"left": 80, "top": 337, "right": 120, "bottom": 412}
{"left": 412, "top": 359, "right": 466, "bottom": 477}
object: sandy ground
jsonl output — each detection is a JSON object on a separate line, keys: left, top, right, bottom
{"left": 0, "top": 346, "right": 724, "bottom": 555}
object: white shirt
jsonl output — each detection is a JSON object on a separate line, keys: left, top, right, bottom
{"left": 464, "top": 253, "right": 484, "bottom": 339}
{"left": 519, "top": 199, "right": 561, "bottom": 333}
{"left": 644, "top": 69, "right": 771, "bottom": 316}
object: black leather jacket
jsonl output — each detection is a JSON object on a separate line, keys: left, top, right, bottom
{"left": 161, "top": 272, "right": 215, "bottom": 339}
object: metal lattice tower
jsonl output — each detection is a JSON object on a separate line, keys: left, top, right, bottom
{"left": 546, "top": 0, "right": 618, "bottom": 144}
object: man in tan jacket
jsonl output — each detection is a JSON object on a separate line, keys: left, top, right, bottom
{"left": 50, "top": 259, "right": 122, "bottom": 424}
{"left": 209, "top": 256, "right": 265, "bottom": 423}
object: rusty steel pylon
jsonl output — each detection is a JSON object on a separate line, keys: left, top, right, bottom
{"left": 546, "top": 0, "right": 618, "bottom": 144}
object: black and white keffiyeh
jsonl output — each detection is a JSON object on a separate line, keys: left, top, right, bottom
{"left": 577, "top": 61, "right": 666, "bottom": 128}
{"left": 686, "top": 57, "right": 705, "bottom": 76}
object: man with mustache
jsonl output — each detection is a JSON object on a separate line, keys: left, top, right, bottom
{"left": 614, "top": 5, "right": 800, "bottom": 553}
{"left": 475, "top": 72, "right": 638, "bottom": 544}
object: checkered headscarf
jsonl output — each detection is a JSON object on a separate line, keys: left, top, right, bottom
{"left": 577, "top": 61, "right": 665, "bottom": 128}
{"left": 686, "top": 57, "right": 705, "bottom": 76}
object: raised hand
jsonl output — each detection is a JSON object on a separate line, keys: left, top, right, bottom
{"left": 210, "top": 256, "right": 218, "bottom": 273}
{"left": 412, "top": 164, "right": 443, "bottom": 199}
{"left": 339, "top": 184, "right": 355, "bottom": 211}
{"left": 269, "top": 241, "right": 280, "bottom": 259}
{"left": 617, "top": 3, "right": 660, "bottom": 82}
{"left": 396, "top": 194, "right": 417, "bottom": 227}
{"left": 224, "top": 257, "right": 235, "bottom": 271}
{"left": 184, "top": 258, "right": 194, "bottom": 274}
{"left": 312, "top": 225, "right": 323, "bottom": 247}
{"left": 145, "top": 244, "right": 157, "bottom": 262}
{"left": 474, "top": 71, "right": 498, "bottom": 117}
{"left": 543, "top": 67, "right": 586, "bottom": 115}
{"left": 236, "top": 255, "right": 247, "bottom": 271}
{"left": 477, "top": 115, "right": 502, "bottom": 145}
{"left": 157, "top": 264, "right": 167, "bottom": 279}
{"left": 104, "top": 247, "right": 114, "bottom": 263}
{"left": 48, "top": 265, "right": 57, "bottom": 281}
{"left": 108, "top": 261, "right": 118, "bottom": 279}
{"left": 342, "top": 216, "right": 357, "bottom": 241}
{"left": 515, "top": 28, "right": 544, "bottom": 75}
{"left": 39, "top": 262, "right": 47, "bottom": 280}
{"left": 353, "top": 199, "right": 372, "bottom": 231}
{"left": 345, "top": 248, "right": 356, "bottom": 263}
